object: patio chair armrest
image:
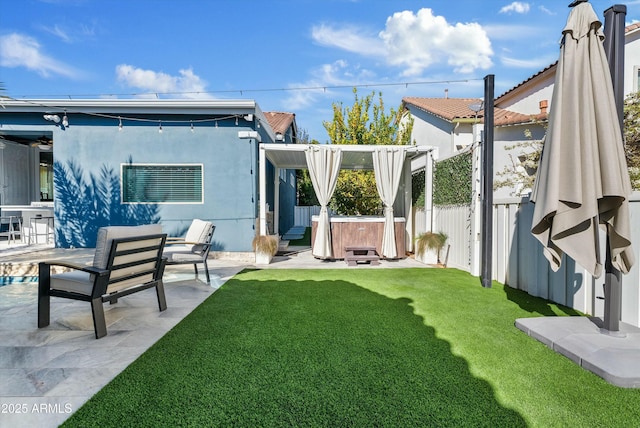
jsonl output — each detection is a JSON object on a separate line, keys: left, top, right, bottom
{"left": 40, "top": 260, "right": 109, "bottom": 276}
{"left": 166, "top": 239, "right": 204, "bottom": 246}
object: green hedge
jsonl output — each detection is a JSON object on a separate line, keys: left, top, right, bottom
{"left": 433, "top": 151, "right": 472, "bottom": 206}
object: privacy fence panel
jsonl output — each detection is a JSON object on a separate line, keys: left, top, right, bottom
{"left": 294, "top": 206, "right": 322, "bottom": 227}
{"left": 492, "top": 196, "right": 640, "bottom": 327}
{"left": 433, "top": 205, "right": 471, "bottom": 272}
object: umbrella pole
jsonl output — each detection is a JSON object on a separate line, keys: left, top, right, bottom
{"left": 602, "top": 4, "right": 626, "bottom": 335}
{"left": 603, "top": 236, "right": 624, "bottom": 334}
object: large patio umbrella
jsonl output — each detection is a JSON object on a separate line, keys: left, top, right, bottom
{"left": 531, "top": 2, "right": 634, "bottom": 278}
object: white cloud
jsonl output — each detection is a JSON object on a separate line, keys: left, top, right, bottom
{"left": 379, "top": 9, "right": 493, "bottom": 75}
{"left": 115, "top": 64, "right": 212, "bottom": 99}
{"left": 283, "top": 60, "right": 375, "bottom": 110}
{"left": 40, "top": 25, "right": 72, "bottom": 43}
{"left": 501, "top": 55, "right": 556, "bottom": 69}
{"left": 539, "top": 6, "right": 555, "bottom": 16}
{"left": 311, "top": 8, "right": 493, "bottom": 76}
{"left": 499, "top": 2, "right": 530, "bottom": 14}
{"left": 0, "top": 32, "right": 79, "bottom": 78}
{"left": 311, "top": 24, "right": 383, "bottom": 57}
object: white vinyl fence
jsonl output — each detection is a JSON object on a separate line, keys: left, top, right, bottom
{"left": 294, "top": 206, "right": 337, "bottom": 227}
{"left": 429, "top": 195, "right": 640, "bottom": 327}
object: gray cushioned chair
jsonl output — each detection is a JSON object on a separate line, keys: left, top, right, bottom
{"left": 164, "top": 219, "right": 215, "bottom": 283}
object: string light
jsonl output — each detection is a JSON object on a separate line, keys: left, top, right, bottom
{"left": 62, "top": 110, "right": 69, "bottom": 127}
{"left": 7, "top": 78, "right": 478, "bottom": 99}
{"left": 11, "top": 98, "right": 298, "bottom": 135}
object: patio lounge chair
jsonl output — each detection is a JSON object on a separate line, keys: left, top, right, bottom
{"left": 164, "top": 219, "right": 215, "bottom": 284}
{"left": 38, "top": 224, "right": 168, "bottom": 339}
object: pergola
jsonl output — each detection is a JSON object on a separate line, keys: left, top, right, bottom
{"left": 258, "top": 143, "right": 435, "bottom": 257}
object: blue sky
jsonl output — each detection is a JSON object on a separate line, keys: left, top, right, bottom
{"left": 2, "top": 0, "right": 639, "bottom": 141}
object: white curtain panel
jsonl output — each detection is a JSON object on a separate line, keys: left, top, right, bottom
{"left": 305, "top": 146, "right": 342, "bottom": 258}
{"left": 373, "top": 147, "right": 406, "bottom": 258}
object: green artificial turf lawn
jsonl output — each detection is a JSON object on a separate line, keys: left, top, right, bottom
{"left": 63, "top": 269, "right": 640, "bottom": 427}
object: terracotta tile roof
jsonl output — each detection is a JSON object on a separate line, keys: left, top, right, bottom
{"left": 403, "top": 96, "right": 547, "bottom": 126}
{"left": 402, "top": 97, "right": 483, "bottom": 121}
{"left": 493, "top": 109, "right": 547, "bottom": 126}
{"left": 626, "top": 22, "right": 640, "bottom": 34}
{"left": 264, "top": 111, "right": 295, "bottom": 135}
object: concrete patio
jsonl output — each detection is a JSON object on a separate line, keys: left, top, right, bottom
{"left": 0, "top": 242, "right": 427, "bottom": 427}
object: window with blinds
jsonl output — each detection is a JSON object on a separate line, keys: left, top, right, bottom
{"left": 121, "top": 164, "right": 203, "bottom": 203}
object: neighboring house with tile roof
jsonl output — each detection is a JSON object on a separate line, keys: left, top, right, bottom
{"left": 264, "top": 111, "right": 297, "bottom": 144}
{"left": 403, "top": 95, "right": 548, "bottom": 199}
{"left": 404, "top": 21, "right": 640, "bottom": 200}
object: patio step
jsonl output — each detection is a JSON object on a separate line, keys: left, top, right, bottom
{"left": 282, "top": 225, "right": 306, "bottom": 241}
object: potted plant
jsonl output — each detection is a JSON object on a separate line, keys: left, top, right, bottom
{"left": 252, "top": 234, "right": 279, "bottom": 265}
{"left": 415, "top": 231, "right": 448, "bottom": 266}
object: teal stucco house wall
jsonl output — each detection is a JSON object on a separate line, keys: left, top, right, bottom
{"left": 0, "top": 99, "right": 298, "bottom": 253}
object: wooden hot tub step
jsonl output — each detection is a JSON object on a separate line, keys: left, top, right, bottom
{"left": 344, "top": 246, "right": 380, "bottom": 266}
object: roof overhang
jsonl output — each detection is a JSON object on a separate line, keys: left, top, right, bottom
{"left": 0, "top": 98, "right": 259, "bottom": 115}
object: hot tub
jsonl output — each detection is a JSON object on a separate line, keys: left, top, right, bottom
{"left": 311, "top": 215, "right": 406, "bottom": 259}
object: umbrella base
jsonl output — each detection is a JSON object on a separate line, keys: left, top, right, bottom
{"left": 516, "top": 316, "right": 640, "bottom": 388}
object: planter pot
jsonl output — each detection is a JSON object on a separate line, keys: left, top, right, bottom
{"left": 416, "top": 248, "right": 438, "bottom": 265}
{"left": 253, "top": 235, "right": 280, "bottom": 265}
{"left": 255, "top": 251, "right": 273, "bottom": 265}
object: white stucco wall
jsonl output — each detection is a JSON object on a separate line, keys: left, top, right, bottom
{"left": 406, "top": 106, "right": 479, "bottom": 161}
{"left": 625, "top": 30, "right": 640, "bottom": 95}
{"left": 497, "top": 74, "right": 555, "bottom": 116}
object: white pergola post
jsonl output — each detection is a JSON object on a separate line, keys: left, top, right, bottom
{"left": 424, "top": 150, "right": 435, "bottom": 232}
{"left": 403, "top": 158, "right": 413, "bottom": 252}
{"left": 273, "top": 167, "right": 280, "bottom": 236}
{"left": 259, "top": 144, "right": 267, "bottom": 236}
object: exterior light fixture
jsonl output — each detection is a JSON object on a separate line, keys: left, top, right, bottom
{"left": 43, "top": 114, "right": 61, "bottom": 123}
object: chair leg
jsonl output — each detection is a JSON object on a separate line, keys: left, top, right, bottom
{"left": 91, "top": 298, "right": 107, "bottom": 339}
{"left": 193, "top": 263, "right": 199, "bottom": 279}
{"left": 203, "top": 260, "right": 210, "bottom": 284}
{"left": 38, "top": 263, "right": 51, "bottom": 328}
{"left": 155, "top": 280, "right": 167, "bottom": 311}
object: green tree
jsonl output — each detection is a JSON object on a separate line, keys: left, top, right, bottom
{"left": 322, "top": 89, "right": 414, "bottom": 215}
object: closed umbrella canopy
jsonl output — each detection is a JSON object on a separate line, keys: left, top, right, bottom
{"left": 531, "top": 2, "right": 634, "bottom": 278}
